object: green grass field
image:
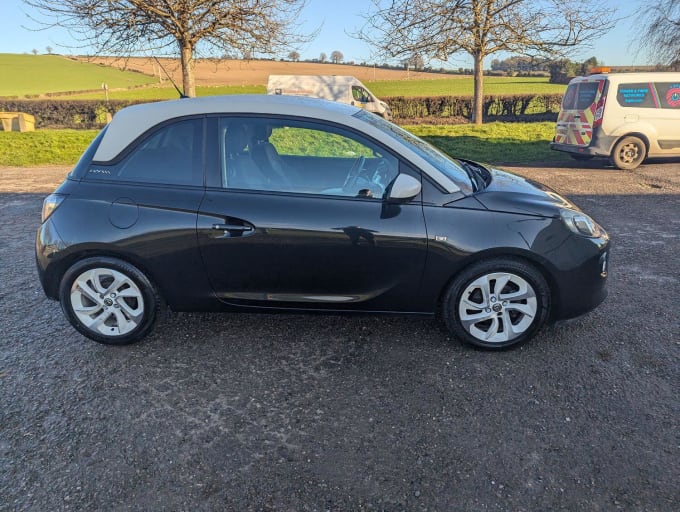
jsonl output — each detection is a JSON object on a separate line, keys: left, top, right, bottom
{"left": 0, "top": 54, "right": 156, "bottom": 97}
{"left": 0, "top": 122, "right": 564, "bottom": 167}
{"left": 48, "top": 84, "right": 267, "bottom": 100}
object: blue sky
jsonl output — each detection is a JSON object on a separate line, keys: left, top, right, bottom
{"left": 0, "top": 0, "right": 645, "bottom": 67}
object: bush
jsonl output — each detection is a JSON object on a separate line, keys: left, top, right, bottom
{"left": 0, "top": 93, "right": 564, "bottom": 129}
{"left": 383, "top": 93, "right": 563, "bottom": 122}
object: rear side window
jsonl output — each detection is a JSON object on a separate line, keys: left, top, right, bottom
{"left": 561, "top": 81, "right": 602, "bottom": 110}
{"left": 85, "top": 118, "right": 203, "bottom": 186}
{"left": 617, "top": 82, "right": 680, "bottom": 109}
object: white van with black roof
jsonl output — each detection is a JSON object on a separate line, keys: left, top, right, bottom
{"left": 550, "top": 71, "right": 680, "bottom": 169}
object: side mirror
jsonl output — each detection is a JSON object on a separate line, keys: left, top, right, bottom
{"left": 387, "top": 174, "right": 421, "bottom": 203}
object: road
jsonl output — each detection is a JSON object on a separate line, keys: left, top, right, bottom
{"left": 1, "top": 161, "right": 678, "bottom": 511}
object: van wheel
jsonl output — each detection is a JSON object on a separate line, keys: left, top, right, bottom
{"left": 611, "top": 136, "right": 646, "bottom": 170}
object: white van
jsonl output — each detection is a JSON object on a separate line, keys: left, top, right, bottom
{"left": 550, "top": 72, "right": 680, "bottom": 169}
{"left": 267, "top": 75, "right": 392, "bottom": 121}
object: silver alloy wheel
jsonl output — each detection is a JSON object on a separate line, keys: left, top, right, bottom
{"left": 70, "top": 267, "right": 144, "bottom": 337}
{"left": 458, "top": 272, "right": 537, "bottom": 343}
{"left": 617, "top": 141, "right": 640, "bottom": 165}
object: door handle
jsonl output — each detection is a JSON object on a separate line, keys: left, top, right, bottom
{"left": 212, "top": 223, "right": 253, "bottom": 232}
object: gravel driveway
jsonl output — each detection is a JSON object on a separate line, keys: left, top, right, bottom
{"left": 1, "top": 161, "right": 678, "bottom": 511}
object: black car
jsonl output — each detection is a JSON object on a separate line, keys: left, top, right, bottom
{"left": 36, "top": 95, "right": 609, "bottom": 349}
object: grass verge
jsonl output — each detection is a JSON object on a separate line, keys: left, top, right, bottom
{"left": 0, "top": 122, "right": 564, "bottom": 167}
{"left": 407, "top": 122, "right": 565, "bottom": 163}
{"left": 0, "top": 130, "right": 99, "bottom": 166}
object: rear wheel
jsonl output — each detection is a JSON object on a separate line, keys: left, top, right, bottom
{"left": 442, "top": 258, "right": 550, "bottom": 349}
{"left": 59, "top": 257, "right": 162, "bottom": 345}
{"left": 611, "top": 136, "right": 646, "bottom": 170}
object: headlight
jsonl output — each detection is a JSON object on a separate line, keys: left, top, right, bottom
{"left": 41, "top": 193, "right": 67, "bottom": 223}
{"left": 560, "top": 209, "right": 604, "bottom": 238}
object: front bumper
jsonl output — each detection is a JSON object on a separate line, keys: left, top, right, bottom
{"left": 552, "top": 237, "right": 610, "bottom": 321}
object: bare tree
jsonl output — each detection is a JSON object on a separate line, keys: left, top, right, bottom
{"left": 330, "top": 50, "right": 343, "bottom": 64}
{"left": 45, "top": 45, "right": 53, "bottom": 54}
{"left": 639, "top": 0, "right": 680, "bottom": 68}
{"left": 31, "top": 48, "right": 38, "bottom": 55}
{"left": 24, "top": 0, "right": 312, "bottom": 97}
{"left": 358, "top": 0, "right": 616, "bottom": 124}
{"left": 319, "top": 52, "right": 327, "bottom": 63}
{"left": 288, "top": 50, "right": 300, "bottom": 61}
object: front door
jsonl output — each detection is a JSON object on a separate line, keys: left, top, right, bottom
{"left": 197, "top": 116, "right": 428, "bottom": 312}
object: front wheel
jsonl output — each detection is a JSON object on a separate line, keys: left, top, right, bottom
{"left": 442, "top": 259, "right": 550, "bottom": 349}
{"left": 59, "top": 257, "right": 162, "bottom": 345}
{"left": 611, "top": 136, "right": 646, "bottom": 170}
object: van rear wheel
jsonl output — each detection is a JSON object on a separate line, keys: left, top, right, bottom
{"left": 611, "top": 136, "right": 646, "bottom": 170}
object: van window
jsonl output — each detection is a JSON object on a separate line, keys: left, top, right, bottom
{"left": 575, "top": 82, "right": 600, "bottom": 109}
{"left": 617, "top": 82, "right": 680, "bottom": 109}
{"left": 561, "top": 82, "right": 600, "bottom": 110}
{"left": 352, "top": 86, "right": 372, "bottom": 102}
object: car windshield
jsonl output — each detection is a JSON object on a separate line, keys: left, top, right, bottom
{"left": 354, "top": 110, "right": 474, "bottom": 192}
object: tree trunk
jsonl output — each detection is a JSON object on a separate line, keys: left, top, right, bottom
{"left": 180, "top": 42, "right": 196, "bottom": 98}
{"left": 472, "top": 51, "right": 485, "bottom": 125}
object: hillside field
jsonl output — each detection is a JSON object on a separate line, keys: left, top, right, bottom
{"left": 0, "top": 54, "right": 155, "bottom": 97}
{"left": 1, "top": 54, "right": 565, "bottom": 99}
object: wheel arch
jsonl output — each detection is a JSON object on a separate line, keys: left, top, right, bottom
{"left": 610, "top": 132, "right": 650, "bottom": 157}
{"left": 45, "top": 248, "right": 166, "bottom": 304}
{"left": 435, "top": 248, "right": 561, "bottom": 319}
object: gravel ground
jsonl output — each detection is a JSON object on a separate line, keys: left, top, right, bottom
{"left": 1, "top": 161, "right": 678, "bottom": 511}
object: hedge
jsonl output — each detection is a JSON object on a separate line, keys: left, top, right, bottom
{"left": 0, "top": 99, "right": 148, "bottom": 129}
{"left": 382, "top": 93, "right": 563, "bottom": 120}
{"left": 0, "top": 93, "right": 564, "bottom": 129}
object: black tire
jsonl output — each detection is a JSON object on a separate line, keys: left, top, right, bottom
{"left": 59, "top": 257, "right": 162, "bottom": 345}
{"left": 570, "top": 154, "right": 594, "bottom": 161}
{"left": 611, "top": 136, "right": 646, "bottom": 170}
{"left": 442, "top": 258, "right": 550, "bottom": 350}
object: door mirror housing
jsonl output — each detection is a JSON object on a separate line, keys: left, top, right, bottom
{"left": 387, "top": 174, "right": 421, "bottom": 203}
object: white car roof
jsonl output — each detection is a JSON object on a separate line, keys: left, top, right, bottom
{"left": 94, "top": 95, "right": 359, "bottom": 162}
{"left": 93, "top": 94, "right": 461, "bottom": 193}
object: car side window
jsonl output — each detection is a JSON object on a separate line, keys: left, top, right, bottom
{"left": 86, "top": 118, "right": 203, "bottom": 186}
{"left": 219, "top": 117, "right": 399, "bottom": 199}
